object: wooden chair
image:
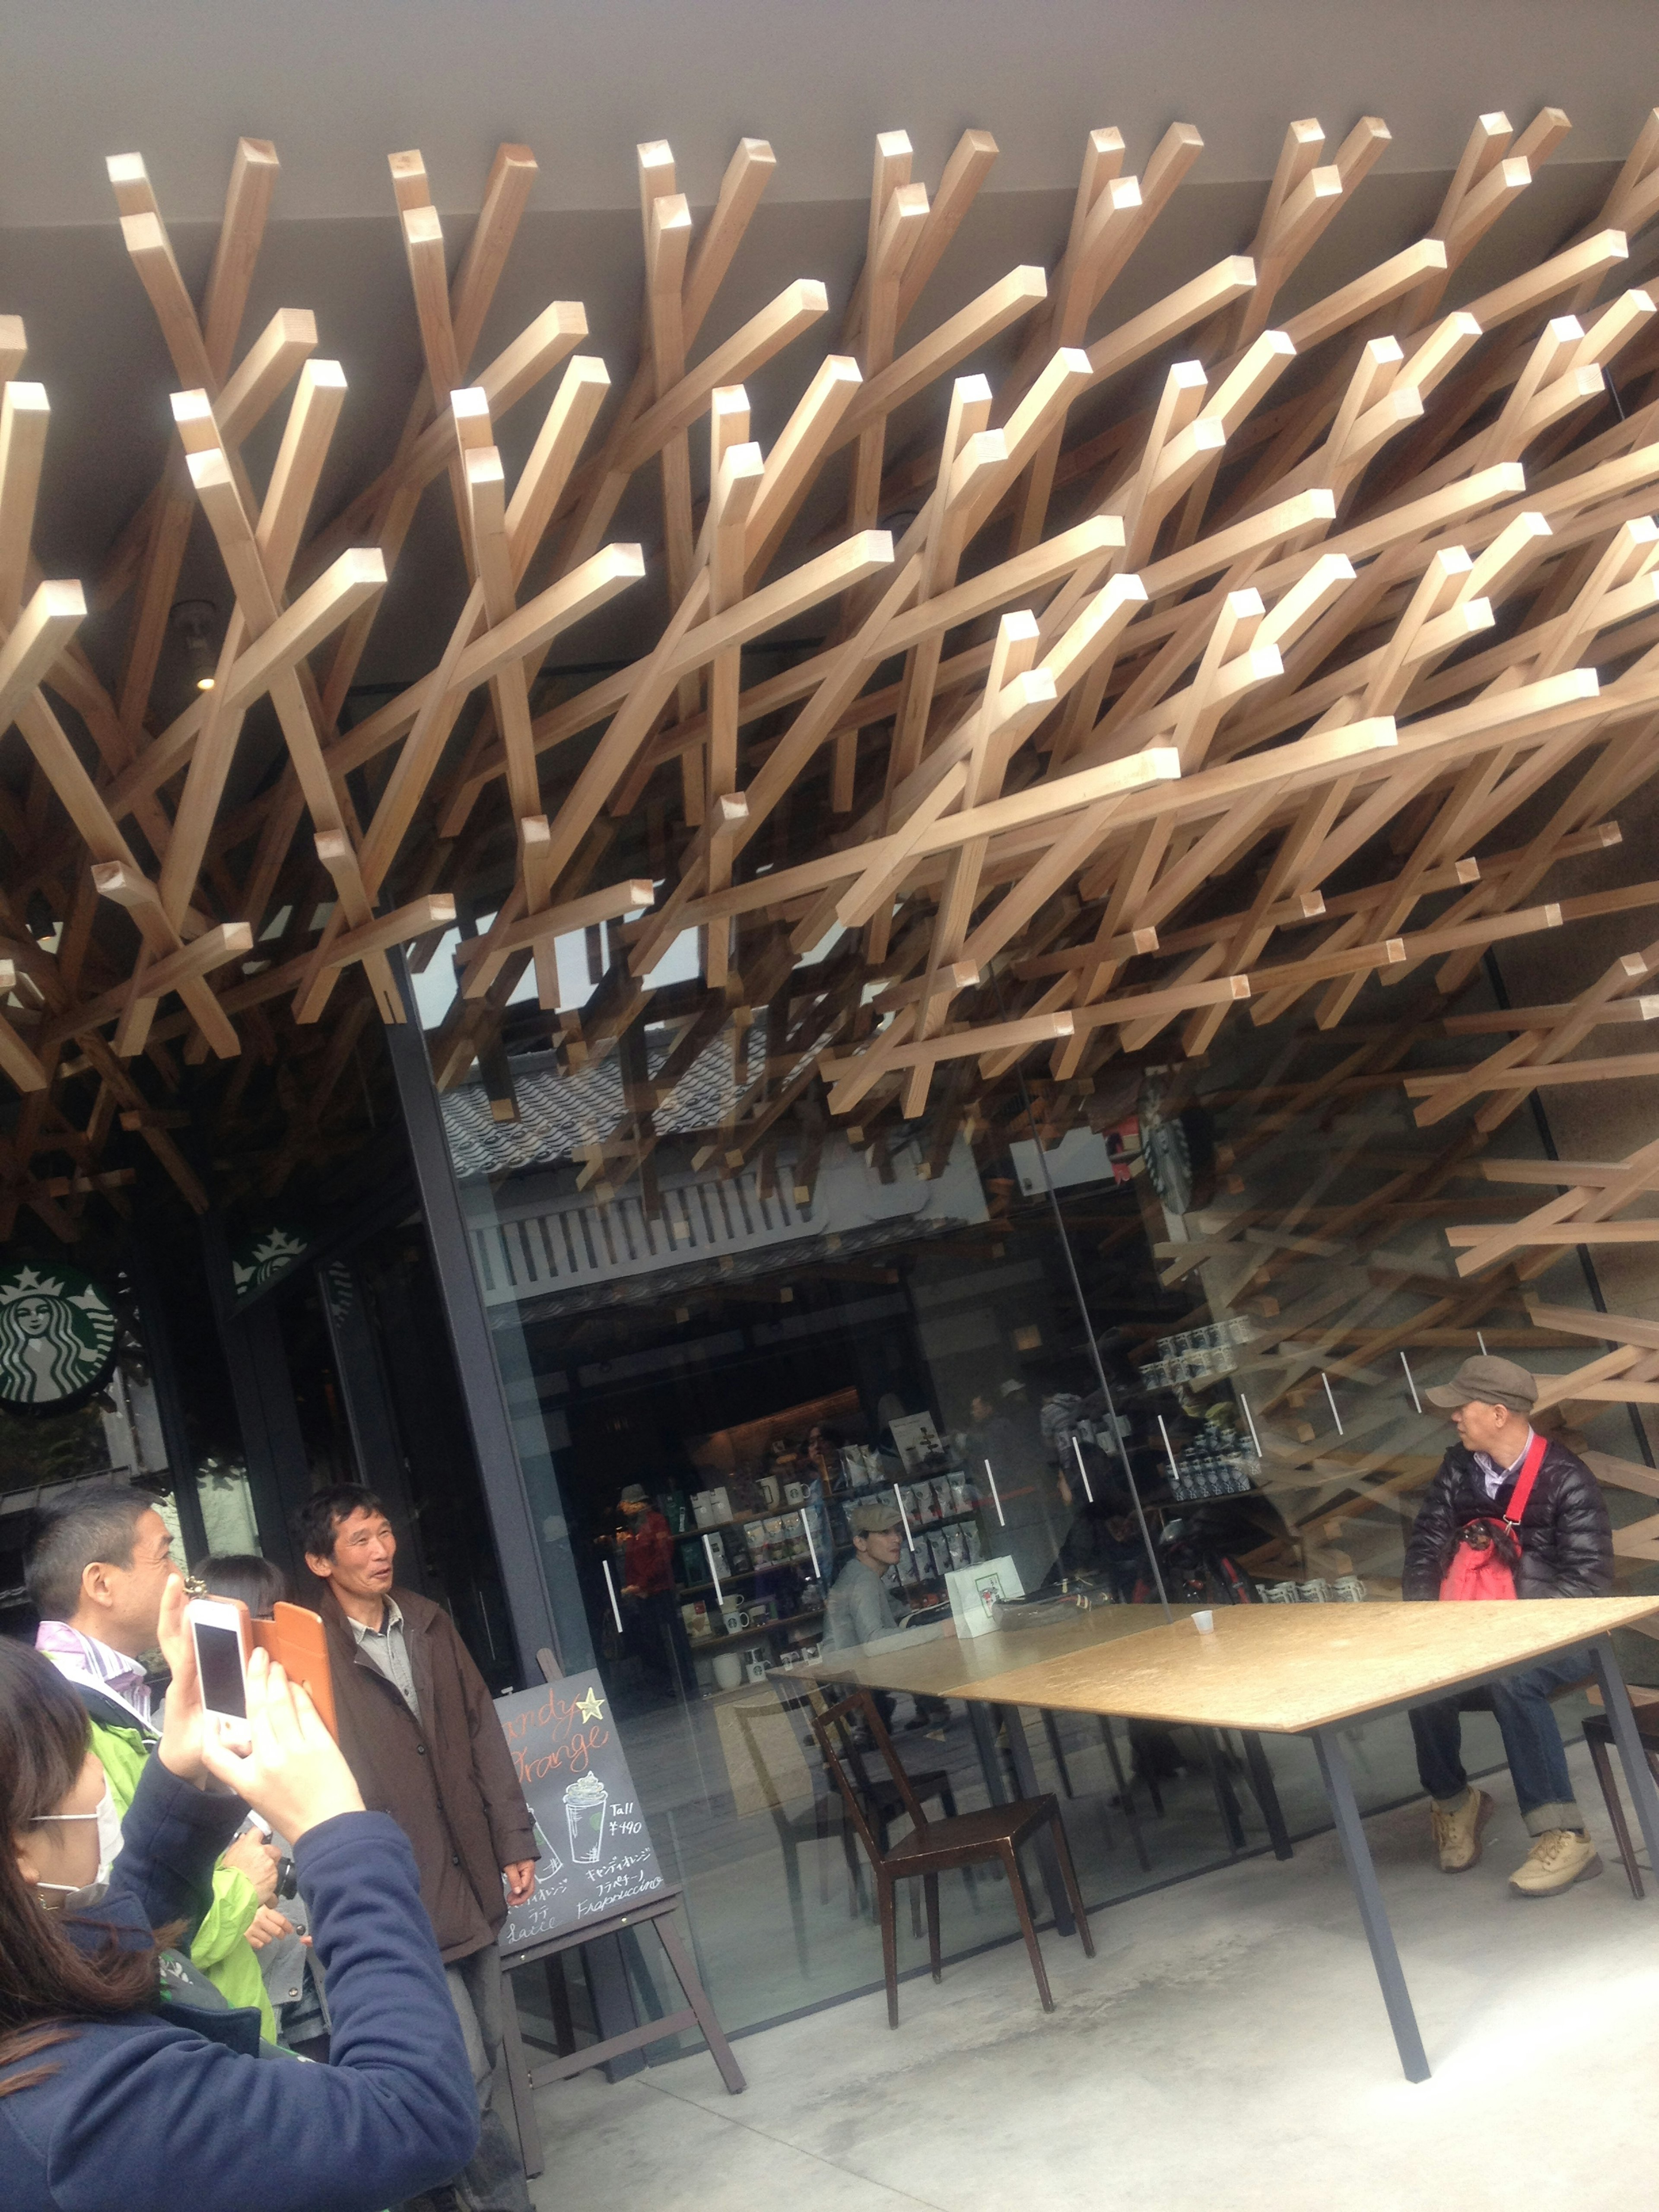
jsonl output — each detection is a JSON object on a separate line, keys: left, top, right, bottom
{"left": 1581, "top": 1691, "right": 1659, "bottom": 1897}
{"left": 771, "top": 1674, "right": 977, "bottom": 1932}
{"left": 811, "top": 1689, "right": 1094, "bottom": 2028}
{"left": 714, "top": 1691, "right": 857, "bottom": 1971}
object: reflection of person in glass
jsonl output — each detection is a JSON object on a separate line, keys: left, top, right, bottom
{"left": 615, "top": 1484, "right": 688, "bottom": 1701}
{"left": 564, "top": 1772, "right": 608, "bottom": 1864}
{"left": 963, "top": 1378, "right": 1060, "bottom": 1594}
{"left": 825, "top": 1500, "right": 952, "bottom": 1735}
{"left": 803, "top": 1423, "right": 839, "bottom": 1485}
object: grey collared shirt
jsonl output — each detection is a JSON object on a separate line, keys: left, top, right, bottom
{"left": 350, "top": 1596, "right": 420, "bottom": 1717}
{"left": 824, "top": 1557, "right": 903, "bottom": 1652}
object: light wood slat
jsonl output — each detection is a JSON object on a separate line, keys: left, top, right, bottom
{"left": 0, "top": 580, "right": 85, "bottom": 735}
{"left": 118, "top": 212, "right": 214, "bottom": 391}
{"left": 0, "top": 384, "right": 51, "bottom": 626}
{"left": 23, "top": 97, "right": 1659, "bottom": 1247}
{"left": 218, "top": 547, "right": 388, "bottom": 711}
{"left": 450, "top": 145, "right": 539, "bottom": 369}
{"left": 217, "top": 308, "right": 318, "bottom": 450}
{"left": 453, "top": 879, "right": 658, "bottom": 968}
{"left": 1411, "top": 1053, "right": 1659, "bottom": 1097}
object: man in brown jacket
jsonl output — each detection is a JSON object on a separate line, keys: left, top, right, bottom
{"left": 299, "top": 1485, "right": 537, "bottom": 2212}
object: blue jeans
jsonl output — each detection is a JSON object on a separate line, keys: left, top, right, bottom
{"left": 1408, "top": 1647, "right": 1589, "bottom": 1836}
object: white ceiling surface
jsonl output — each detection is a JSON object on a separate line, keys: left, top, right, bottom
{"left": 2, "top": 3, "right": 1658, "bottom": 768}
{"left": 4, "top": 0, "right": 1659, "bottom": 226}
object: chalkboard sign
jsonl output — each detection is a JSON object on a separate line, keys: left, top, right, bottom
{"left": 494, "top": 1670, "right": 665, "bottom": 1958}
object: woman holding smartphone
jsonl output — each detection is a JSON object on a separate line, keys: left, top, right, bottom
{"left": 0, "top": 1575, "right": 478, "bottom": 2212}
{"left": 194, "top": 1553, "right": 332, "bottom": 2059}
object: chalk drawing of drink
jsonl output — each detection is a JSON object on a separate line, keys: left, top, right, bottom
{"left": 564, "top": 1773, "right": 608, "bottom": 1864}
{"left": 531, "top": 1817, "right": 563, "bottom": 1875}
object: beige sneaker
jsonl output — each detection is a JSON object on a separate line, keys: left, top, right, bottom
{"left": 1509, "top": 1828, "right": 1603, "bottom": 1898}
{"left": 1430, "top": 1786, "right": 1494, "bottom": 1872}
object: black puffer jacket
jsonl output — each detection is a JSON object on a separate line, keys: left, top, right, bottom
{"left": 1402, "top": 1436, "right": 1613, "bottom": 1601}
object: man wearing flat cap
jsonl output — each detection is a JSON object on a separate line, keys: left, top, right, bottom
{"left": 826, "top": 1498, "right": 912, "bottom": 1653}
{"left": 1402, "top": 1354, "right": 1612, "bottom": 1898}
{"left": 825, "top": 1498, "right": 952, "bottom": 1734}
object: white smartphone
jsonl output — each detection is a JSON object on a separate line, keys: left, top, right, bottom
{"left": 188, "top": 1596, "right": 251, "bottom": 1726}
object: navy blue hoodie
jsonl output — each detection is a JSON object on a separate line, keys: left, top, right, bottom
{"left": 0, "top": 1753, "right": 478, "bottom": 2212}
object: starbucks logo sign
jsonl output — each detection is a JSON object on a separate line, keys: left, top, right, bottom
{"left": 231, "top": 1227, "right": 310, "bottom": 1298}
{"left": 0, "top": 1263, "right": 121, "bottom": 1416}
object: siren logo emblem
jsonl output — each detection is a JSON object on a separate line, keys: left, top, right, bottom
{"left": 0, "top": 1264, "right": 120, "bottom": 1413}
{"left": 231, "top": 1227, "right": 309, "bottom": 1296}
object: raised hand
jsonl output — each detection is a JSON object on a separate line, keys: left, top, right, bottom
{"left": 222, "top": 1830, "right": 281, "bottom": 1904}
{"left": 155, "top": 1573, "right": 210, "bottom": 1785}
{"left": 246, "top": 1906, "right": 295, "bottom": 1951}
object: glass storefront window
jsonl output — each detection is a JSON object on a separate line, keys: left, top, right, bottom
{"left": 420, "top": 905, "right": 1659, "bottom": 2044}
{"left": 426, "top": 1010, "right": 1322, "bottom": 2037}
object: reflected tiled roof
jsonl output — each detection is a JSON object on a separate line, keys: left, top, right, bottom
{"left": 441, "top": 1028, "right": 763, "bottom": 1181}
{"left": 508, "top": 1214, "right": 962, "bottom": 1326}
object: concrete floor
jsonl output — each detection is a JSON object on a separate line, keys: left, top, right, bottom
{"left": 524, "top": 1738, "right": 1659, "bottom": 2212}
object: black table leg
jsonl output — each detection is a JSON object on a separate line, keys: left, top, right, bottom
{"left": 1041, "top": 1707, "right": 1076, "bottom": 1798}
{"left": 1201, "top": 1728, "right": 1245, "bottom": 1853}
{"left": 968, "top": 1699, "right": 1011, "bottom": 1806}
{"left": 1002, "top": 1706, "right": 1077, "bottom": 1937}
{"left": 1312, "top": 1726, "right": 1430, "bottom": 2083}
{"left": 1099, "top": 1717, "right": 1152, "bottom": 1873}
{"left": 1589, "top": 1634, "right": 1659, "bottom": 1882}
{"left": 1242, "top": 1730, "right": 1294, "bottom": 1861}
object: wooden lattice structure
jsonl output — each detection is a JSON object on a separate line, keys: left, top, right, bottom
{"left": 6, "top": 95, "right": 1659, "bottom": 1392}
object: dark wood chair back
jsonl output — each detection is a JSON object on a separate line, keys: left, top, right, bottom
{"left": 810, "top": 1688, "right": 1096, "bottom": 2027}
{"left": 810, "top": 1689, "right": 931, "bottom": 1858}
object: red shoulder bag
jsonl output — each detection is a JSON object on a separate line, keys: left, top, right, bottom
{"left": 1438, "top": 1433, "right": 1548, "bottom": 1601}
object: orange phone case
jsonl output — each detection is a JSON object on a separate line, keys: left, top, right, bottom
{"left": 251, "top": 1602, "right": 339, "bottom": 1742}
{"left": 200, "top": 1591, "right": 339, "bottom": 1742}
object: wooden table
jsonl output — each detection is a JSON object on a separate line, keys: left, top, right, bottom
{"left": 932, "top": 1596, "right": 1659, "bottom": 2079}
{"left": 798, "top": 1602, "right": 1197, "bottom": 1700}
{"left": 794, "top": 1599, "right": 1294, "bottom": 1939}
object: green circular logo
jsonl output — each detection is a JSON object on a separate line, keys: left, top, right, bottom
{"left": 230, "top": 1226, "right": 310, "bottom": 1299}
{"left": 0, "top": 1262, "right": 121, "bottom": 1417}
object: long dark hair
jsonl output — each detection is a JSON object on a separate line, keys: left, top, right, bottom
{"left": 0, "top": 1641, "right": 164, "bottom": 2094}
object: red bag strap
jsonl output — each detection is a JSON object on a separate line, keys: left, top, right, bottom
{"left": 1501, "top": 1431, "right": 1549, "bottom": 1530}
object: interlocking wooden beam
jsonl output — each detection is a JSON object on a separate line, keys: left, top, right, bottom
{"left": 7, "top": 98, "right": 1659, "bottom": 1268}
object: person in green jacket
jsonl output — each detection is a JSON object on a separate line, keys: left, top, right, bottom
{"left": 28, "top": 1481, "right": 278, "bottom": 2039}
